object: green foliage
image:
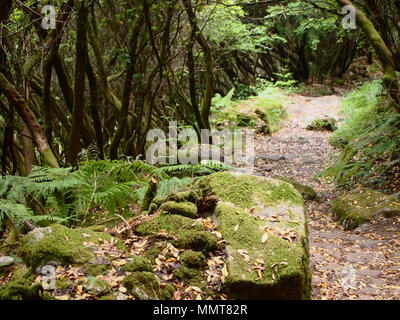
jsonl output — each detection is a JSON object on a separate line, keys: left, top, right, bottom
{"left": 0, "top": 159, "right": 230, "bottom": 229}
{"left": 326, "top": 81, "right": 400, "bottom": 187}
{"left": 211, "top": 85, "right": 287, "bottom": 133}
{"left": 199, "top": 2, "right": 280, "bottom": 54}
{"left": 0, "top": 199, "right": 62, "bottom": 230}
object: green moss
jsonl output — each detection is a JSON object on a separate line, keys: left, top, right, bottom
{"left": 99, "top": 294, "right": 117, "bottom": 300}
{"left": 82, "top": 276, "right": 111, "bottom": 296}
{"left": 144, "top": 242, "right": 168, "bottom": 263}
{"left": 332, "top": 188, "right": 400, "bottom": 230}
{"left": 175, "top": 230, "right": 218, "bottom": 252}
{"left": 161, "top": 201, "right": 198, "bottom": 219}
{"left": 121, "top": 256, "right": 153, "bottom": 273}
{"left": 307, "top": 118, "right": 337, "bottom": 132}
{"left": 136, "top": 214, "right": 218, "bottom": 252}
{"left": 55, "top": 279, "right": 73, "bottom": 290}
{"left": 180, "top": 250, "right": 206, "bottom": 269}
{"left": 122, "top": 272, "right": 174, "bottom": 300}
{"left": 173, "top": 267, "right": 206, "bottom": 289}
{"left": 85, "top": 264, "right": 110, "bottom": 276}
{"left": 166, "top": 191, "right": 200, "bottom": 203}
{"left": 0, "top": 266, "right": 42, "bottom": 300}
{"left": 19, "top": 224, "right": 122, "bottom": 269}
{"left": 136, "top": 214, "right": 204, "bottom": 236}
{"left": 273, "top": 176, "right": 318, "bottom": 201}
{"left": 199, "top": 172, "right": 303, "bottom": 208}
{"left": 215, "top": 202, "right": 310, "bottom": 300}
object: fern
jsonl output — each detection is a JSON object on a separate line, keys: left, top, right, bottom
{"left": 0, "top": 199, "right": 65, "bottom": 229}
{"left": 0, "top": 159, "right": 231, "bottom": 227}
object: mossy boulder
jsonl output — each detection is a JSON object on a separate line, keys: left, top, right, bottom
{"left": 19, "top": 224, "right": 123, "bottom": 269}
{"left": 166, "top": 190, "right": 200, "bottom": 203}
{"left": 85, "top": 264, "right": 110, "bottom": 277}
{"left": 173, "top": 267, "right": 206, "bottom": 289}
{"left": 82, "top": 276, "right": 111, "bottom": 296}
{"left": 122, "top": 271, "right": 175, "bottom": 300}
{"left": 121, "top": 256, "right": 153, "bottom": 273}
{"left": 306, "top": 118, "right": 337, "bottom": 132}
{"left": 273, "top": 176, "right": 318, "bottom": 201}
{"left": 0, "top": 266, "right": 41, "bottom": 300}
{"left": 144, "top": 242, "right": 168, "bottom": 263}
{"left": 136, "top": 214, "right": 218, "bottom": 252}
{"left": 180, "top": 250, "right": 206, "bottom": 269}
{"left": 161, "top": 201, "right": 198, "bottom": 219}
{"left": 198, "top": 172, "right": 304, "bottom": 208}
{"left": 332, "top": 188, "right": 400, "bottom": 230}
{"left": 55, "top": 278, "right": 73, "bottom": 290}
{"left": 198, "top": 172, "right": 310, "bottom": 300}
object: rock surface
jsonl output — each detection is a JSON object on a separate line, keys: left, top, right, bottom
{"left": 198, "top": 172, "right": 311, "bottom": 299}
{"left": 332, "top": 188, "right": 400, "bottom": 230}
{"left": 273, "top": 175, "right": 318, "bottom": 201}
{"left": 19, "top": 224, "right": 123, "bottom": 268}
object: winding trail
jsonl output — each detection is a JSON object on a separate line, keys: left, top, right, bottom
{"left": 254, "top": 93, "right": 400, "bottom": 300}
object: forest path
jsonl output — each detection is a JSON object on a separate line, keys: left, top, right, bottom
{"left": 254, "top": 94, "right": 400, "bottom": 300}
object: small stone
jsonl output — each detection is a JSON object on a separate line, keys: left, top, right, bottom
{"left": 259, "top": 154, "right": 285, "bottom": 162}
{"left": 284, "top": 153, "right": 299, "bottom": 161}
{"left": 301, "top": 157, "right": 318, "bottom": 165}
{"left": 0, "top": 256, "right": 15, "bottom": 268}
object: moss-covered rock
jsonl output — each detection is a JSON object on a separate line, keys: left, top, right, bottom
{"left": 273, "top": 176, "right": 318, "bottom": 201}
{"left": 19, "top": 224, "right": 123, "bottom": 269}
{"left": 55, "top": 278, "right": 73, "bottom": 290}
{"left": 85, "top": 264, "right": 110, "bottom": 277}
{"left": 166, "top": 191, "right": 200, "bottom": 203}
{"left": 0, "top": 266, "right": 42, "bottom": 300}
{"left": 173, "top": 267, "right": 206, "bottom": 289}
{"left": 332, "top": 188, "right": 400, "bottom": 230}
{"left": 198, "top": 172, "right": 310, "bottom": 300}
{"left": 82, "top": 276, "right": 111, "bottom": 296}
{"left": 215, "top": 202, "right": 310, "bottom": 300}
{"left": 144, "top": 242, "right": 168, "bottom": 263}
{"left": 136, "top": 214, "right": 218, "bottom": 252}
{"left": 198, "top": 172, "right": 304, "bottom": 209}
{"left": 180, "top": 250, "right": 206, "bottom": 269}
{"left": 121, "top": 256, "right": 153, "bottom": 273}
{"left": 306, "top": 118, "right": 337, "bottom": 132}
{"left": 122, "top": 271, "right": 175, "bottom": 300}
{"left": 161, "top": 201, "right": 198, "bottom": 219}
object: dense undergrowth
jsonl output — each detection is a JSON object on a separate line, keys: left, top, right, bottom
{"left": 325, "top": 80, "right": 400, "bottom": 191}
{"left": 211, "top": 83, "right": 288, "bottom": 133}
{"left": 0, "top": 160, "right": 231, "bottom": 242}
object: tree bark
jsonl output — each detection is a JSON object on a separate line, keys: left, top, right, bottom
{"left": 66, "top": 0, "right": 89, "bottom": 166}
{"left": 183, "top": 0, "right": 213, "bottom": 129}
{"left": 337, "top": 0, "right": 397, "bottom": 100}
{"left": 0, "top": 72, "right": 59, "bottom": 168}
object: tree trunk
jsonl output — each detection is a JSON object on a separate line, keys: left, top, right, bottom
{"left": 66, "top": 0, "right": 89, "bottom": 166}
{"left": 337, "top": 0, "right": 397, "bottom": 101}
{"left": 0, "top": 72, "right": 59, "bottom": 168}
{"left": 183, "top": 0, "right": 213, "bottom": 130}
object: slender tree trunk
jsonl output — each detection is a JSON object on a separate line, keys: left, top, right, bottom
{"left": 0, "top": 72, "right": 59, "bottom": 168}
{"left": 66, "top": 0, "right": 89, "bottom": 166}
{"left": 109, "top": 17, "right": 142, "bottom": 159}
{"left": 183, "top": 0, "right": 213, "bottom": 130}
{"left": 21, "top": 125, "right": 36, "bottom": 175}
{"left": 86, "top": 57, "right": 104, "bottom": 159}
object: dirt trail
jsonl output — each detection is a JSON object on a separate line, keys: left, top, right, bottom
{"left": 254, "top": 94, "right": 400, "bottom": 300}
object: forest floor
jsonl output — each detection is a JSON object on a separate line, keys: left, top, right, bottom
{"left": 254, "top": 92, "right": 400, "bottom": 300}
